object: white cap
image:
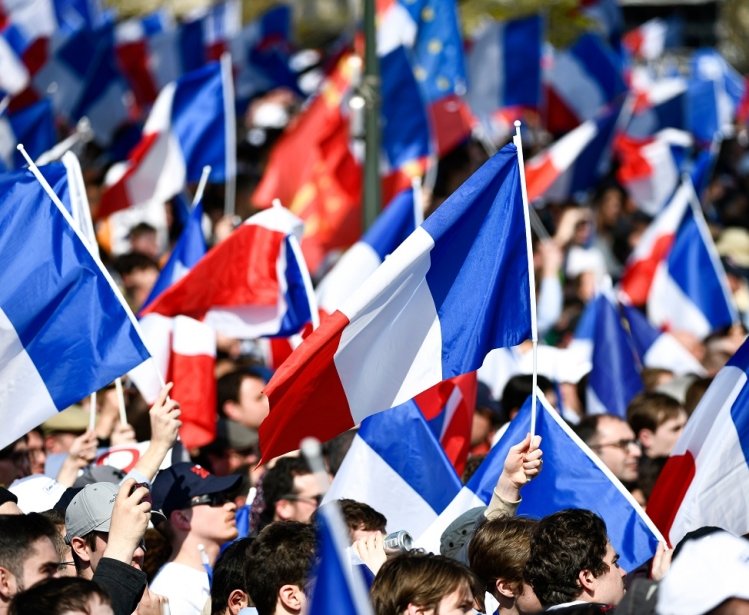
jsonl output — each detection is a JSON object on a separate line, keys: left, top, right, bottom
{"left": 657, "top": 531, "right": 749, "bottom": 614}
{"left": 9, "top": 475, "right": 67, "bottom": 513}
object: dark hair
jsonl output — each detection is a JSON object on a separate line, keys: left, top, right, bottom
{"left": 211, "top": 537, "right": 253, "bottom": 615}
{"left": 501, "top": 375, "right": 554, "bottom": 421}
{"left": 244, "top": 521, "right": 316, "bottom": 615}
{"left": 574, "top": 415, "right": 605, "bottom": 447}
{"left": 627, "top": 392, "right": 683, "bottom": 434}
{"left": 525, "top": 509, "right": 610, "bottom": 607}
{"left": 468, "top": 516, "right": 537, "bottom": 596}
{"left": 217, "top": 368, "right": 269, "bottom": 417}
{"left": 371, "top": 551, "right": 481, "bottom": 615}
{"left": 9, "top": 576, "right": 111, "bottom": 615}
{"left": 0, "top": 513, "right": 58, "bottom": 580}
{"left": 112, "top": 252, "right": 159, "bottom": 277}
{"left": 338, "top": 499, "right": 387, "bottom": 537}
{"left": 257, "top": 457, "right": 311, "bottom": 530}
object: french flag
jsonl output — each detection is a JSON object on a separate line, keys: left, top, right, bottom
{"left": 615, "top": 129, "right": 691, "bottom": 216}
{"left": 316, "top": 187, "right": 421, "bottom": 314}
{"left": 647, "top": 336, "right": 749, "bottom": 545}
{"left": 98, "top": 61, "right": 233, "bottom": 218}
{"left": 308, "top": 500, "right": 375, "bottom": 615}
{"left": 621, "top": 304, "right": 706, "bottom": 377}
{"left": 200, "top": 0, "right": 240, "bottom": 62}
{"left": 622, "top": 18, "right": 667, "bottom": 61}
{"left": 325, "top": 400, "right": 462, "bottom": 538}
{"left": 0, "top": 23, "right": 30, "bottom": 96}
{"left": 141, "top": 205, "right": 314, "bottom": 340}
{"left": 544, "top": 33, "right": 627, "bottom": 127}
{"left": 259, "top": 142, "right": 531, "bottom": 462}
{"left": 0, "top": 164, "right": 150, "bottom": 450}
{"left": 416, "top": 391, "right": 664, "bottom": 572}
{"left": 620, "top": 179, "right": 737, "bottom": 339}
{"left": 525, "top": 101, "right": 622, "bottom": 203}
{"left": 466, "top": 15, "right": 542, "bottom": 135}
{"left": 627, "top": 77, "right": 688, "bottom": 139}
{"left": 0, "top": 98, "right": 56, "bottom": 172}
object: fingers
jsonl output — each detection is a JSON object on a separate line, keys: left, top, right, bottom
{"left": 509, "top": 433, "right": 532, "bottom": 454}
{"left": 154, "top": 382, "right": 174, "bottom": 408}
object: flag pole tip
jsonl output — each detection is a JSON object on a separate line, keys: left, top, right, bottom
{"left": 514, "top": 120, "right": 522, "bottom": 128}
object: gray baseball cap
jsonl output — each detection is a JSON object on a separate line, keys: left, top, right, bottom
{"left": 64, "top": 481, "right": 165, "bottom": 544}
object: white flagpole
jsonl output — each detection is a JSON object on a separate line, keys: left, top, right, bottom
{"left": 88, "top": 391, "right": 97, "bottom": 433}
{"left": 220, "top": 53, "right": 237, "bottom": 218}
{"left": 194, "top": 165, "right": 212, "bottom": 208}
{"left": 411, "top": 176, "right": 425, "bottom": 225}
{"left": 513, "top": 121, "right": 539, "bottom": 437}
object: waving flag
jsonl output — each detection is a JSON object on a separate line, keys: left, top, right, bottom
{"left": 141, "top": 206, "right": 313, "bottom": 339}
{"left": 0, "top": 98, "right": 55, "bottom": 171}
{"left": 417, "top": 392, "right": 664, "bottom": 572}
{"left": 0, "top": 23, "right": 31, "bottom": 96}
{"left": 525, "top": 101, "right": 622, "bottom": 202}
{"left": 623, "top": 18, "right": 667, "bottom": 61}
{"left": 259, "top": 142, "right": 531, "bottom": 462}
{"left": 98, "top": 61, "right": 233, "bottom": 218}
{"left": 316, "top": 188, "right": 421, "bottom": 314}
{"left": 620, "top": 179, "right": 737, "bottom": 339}
{"left": 648, "top": 337, "right": 749, "bottom": 545}
{"left": 325, "top": 401, "right": 462, "bottom": 538}
{"left": 0, "top": 165, "right": 150, "bottom": 450}
{"left": 308, "top": 501, "right": 374, "bottom": 615}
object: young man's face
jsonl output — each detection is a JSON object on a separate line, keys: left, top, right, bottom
{"left": 426, "top": 582, "right": 474, "bottom": 615}
{"left": 590, "top": 542, "right": 626, "bottom": 606}
{"left": 234, "top": 376, "right": 270, "bottom": 429}
{"left": 593, "top": 417, "right": 641, "bottom": 483}
{"left": 18, "top": 536, "right": 60, "bottom": 591}
{"left": 646, "top": 411, "right": 687, "bottom": 458}
{"left": 189, "top": 494, "right": 239, "bottom": 544}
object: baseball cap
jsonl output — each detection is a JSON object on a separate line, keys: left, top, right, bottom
{"left": 151, "top": 463, "right": 241, "bottom": 519}
{"left": 10, "top": 475, "right": 67, "bottom": 513}
{"left": 656, "top": 531, "right": 749, "bottom": 615}
{"left": 440, "top": 506, "right": 485, "bottom": 563}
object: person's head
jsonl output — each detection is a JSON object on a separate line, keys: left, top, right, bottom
{"left": 371, "top": 551, "right": 481, "bottom": 615}
{"left": 244, "top": 521, "right": 316, "bottom": 615}
{"left": 471, "top": 382, "right": 503, "bottom": 447}
{"left": 0, "top": 439, "right": 29, "bottom": 488}
{"left": 258, "top": 457, "right": 321, "bottom": 529}
{"left": 338, "top": 499, "right": 387, "bottom": 543}
{"left": 202, "top": 419, "right": 260, "bottom": 477}
{"left": 65, "top": 482, "right": 147, "bottom": 577}
{"left": 24, "top": 431, "right": 46, "bottom": 476}
{"left": 468, "top": 516, "right": 540, "bottom": 613}
{"left": 575, "top": 414, "right": 641, "bottom": 483}
{"left": 525, "top": 509, "right": 625, "bottom": 608}
{"left": 0, "top": 513, "right": 61, "bottom": 604}
{"left": 41, "top": 406, "right": 89, "bottom": 455}
{"left": 218, "top": 368, "right": 271, "bottom": 430}
{"left": 627, "top": 392, "right": 687, "bottom": 458}
{"left": 112, "top": 252, "right": 160, "bottom": 311}
{"left": 9, "top": 575, "right": 112, "bottom": 615}
{"left": 38, "top": 510, "right": 75, "bottom": 578}
{"left": 0, "top": 490, "right": 21, "bottom": 516}
{"left": 501, "top": 375, "right": 555, "bottom": 424}
{"left": 151, "top": 463, "right": 241, "bottom": 550}
{"left": 211, "top": 537, "right": 253, "bottom": 615}
{"left": 126, "top": 222, "right": 160, "bottom": 260}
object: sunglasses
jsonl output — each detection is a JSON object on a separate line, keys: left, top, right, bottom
{"left": 189, "top": 492, "right": 233, "bottom": 507}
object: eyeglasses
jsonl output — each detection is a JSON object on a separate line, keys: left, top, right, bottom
{"left": 190, "top": 492, "right": 233, "bottom": 507}
{"left": 57, "top": 561, "right": 76, "bottom": 572}
{"left": 593, "top": 439, "right": 641, "bottom": 452}
{"left": 280, "top": 493, "right": 323, "bottom": 506}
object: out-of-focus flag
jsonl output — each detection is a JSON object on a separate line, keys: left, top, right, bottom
{"left": 620, "top": 179, "right": 737, "bottom": 339}
{"left": 0, "top": 164, "right": 150, "bottom": 450}
{"left": 416, "top": 391, "right": 664, "bottom": 572}
{"left": 259, "top": 142, "right": 531, "bottom": 462}
{"left": 324, "top": 400, "right": 462, "bottom": 538}
{"left": 627, "top": 77, "right": 688, "bottom": 139}
{"left": 623, "top": 18, "right": 667, "bottom": 61}
{"left": 0, "top": 23, "right": 30, "bottom": 96}
{"left": 0, "top": 98, "right": 55, "bottom": 171}
{"left": 200, "top": 0, "right": 240, "bottom": 62}
{"left": 648, "top": 337, "right": 749, "bottom": 545}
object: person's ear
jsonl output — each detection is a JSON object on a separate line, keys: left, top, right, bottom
{"left": 227, "top": 589, "right": 248, "bottom": 615}
{"left": 578, "top": 568, "right": 596, "bottom": 594}
{"left": 638, "top": 429, "right": 653, "bottom": 449}
{"left": 170, "top": 508, "right": 192, "bottom": 531}
{"left": 496, "top": 578, "right": 518, "bottom": 599}
{"left": 275, "top": 498, "right": 294, "bottom": 521}
{"left": 0, "top": 566, "right": 17, "bottom": 601}
{"left": 278, "top": 584, "right": 304, "bottom": 612}
{"left": 70, "top": 536, "right": 91, "bottom": 564}
{"left": 223, "top": 401, "right": 242, "bottom": 423}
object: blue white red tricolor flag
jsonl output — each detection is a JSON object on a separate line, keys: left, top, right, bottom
{"left": 0, "top": 98, "right": 56, "bottom": 171}
{"left": 647, "top": 336, "right": 749, "bottom": 545}
{"left": 259, "top": 142, "right": 531, "bottom": 462}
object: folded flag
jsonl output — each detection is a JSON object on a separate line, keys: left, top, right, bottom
{"left": 316, "top": 187, "right": 421, "bottom": 314}
{"left": 259, "top": 142, "right": 531, "bottom": 462}
{"left": 141, "top": 206, "right": 314, "bottom": 340}
{"left": 308, "top": 500, "right": 374, "bottom": 615}
{"left": 0, "top": 98, "right": 56, "bottom": 171}
{"left": 324, "top": 400, "right": 462, "bottom": 538}
{"left": 647, "top": 336, "right": 749, "bottom": 545}
{"left": 620, "top": 178, "right": 737, "bottom": 339}
{"left": 416, "top": 391, "right": 664, "bottom": 572}
{"left": 0, "top": 164, "right": 150, "bottom": 450}
{"left": 98, "top": 61, "right": 233, "bottom": 218}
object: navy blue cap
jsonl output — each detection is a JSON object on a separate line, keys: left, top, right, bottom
{"left": 152, "top": 463, "right": 241, "bottom": 518}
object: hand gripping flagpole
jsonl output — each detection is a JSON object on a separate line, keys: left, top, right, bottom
{"left": 513, "top": 122, "right": 540, "bottom": 437}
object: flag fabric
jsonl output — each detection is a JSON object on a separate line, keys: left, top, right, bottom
{"left": 308, "top": 500, "right": 375, "bottom": 615}
{"left": 416, "top": 372, "right": 476, "bottom": 476}
{"left": 614, "top": 129, "right": 690, "bottom": 216}
{"left": 620, "top": 179, "right": 737, "bottom": 339}
{"left": 543, "top": 33, "right": 627, "bottom": 128}
{"left": 316, "top": 187, "right": 421, "bottom": 314}
{"left": 627, "top": 77, "right": 688, "bottom": 139}
{"left": 647, "top": 337, "right": 749, "bottom": 545}
{"left": 140, "top": 200, "right": 206, "bottom": 312}
{"left": 622, "top": 18, "right": 667, "bottom": 61}
{"left": 0, "top": 98, "right": 56, "bottom": 171}
{"left": 0, "top": 23, "right": 31, "bottom": 96}
{"left": 259, "top": 142, "right": 531, "bottom": 462}
{"left": 201, "top": 0, "right": 240, "bottom": 62}
{"left": 416, "top": 392, "right": 664, "bottom": 573}
{"left": 324, "top": 400, "right": 462, "bottom": 538}
{"left": 0, "top": 164, "right": 150, "bottom": 450}
{"left": 98, "top": 61, "right": 232, "bottom": 218}
{"left": 621, "top": 304, "right": 706, "bottom": 377}
{"left": 141, "top": 206, "right": 313, "bottom": 340}
{"left": 525, "top": 101, "right": 622, "bottom": 202}
{"left": 129, "top": 313, "right": 216, "bottom": 449}
{"left": 466, "top": 15, "right": 542, "bottom": 137}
